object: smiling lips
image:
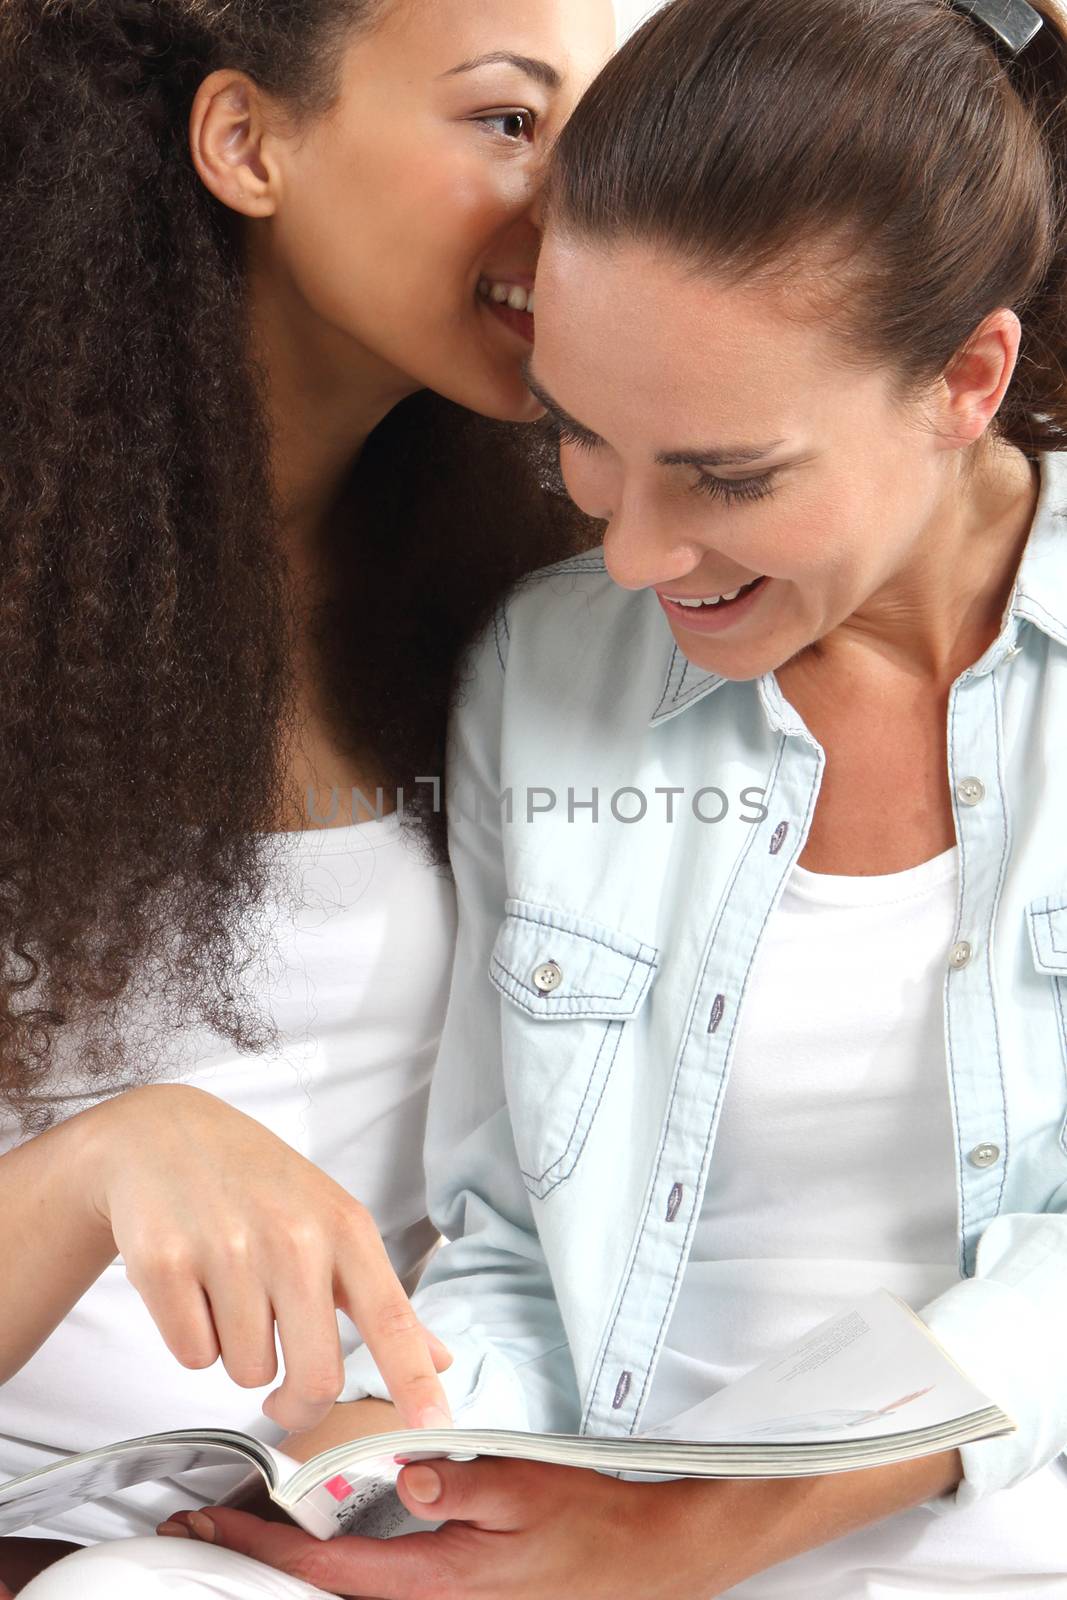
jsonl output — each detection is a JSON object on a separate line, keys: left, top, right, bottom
{"left": 478, "top": 277, "right": 536, "bottom": 345}
{"left": 662, "top": 576, "right": 764, "bottom": 609}
{"left": 657, "top": 576, "right": 769, "bottom": 634}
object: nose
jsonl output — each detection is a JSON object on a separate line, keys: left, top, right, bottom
{"left": 603, "top": 502, "right": 708, "bottom": 594}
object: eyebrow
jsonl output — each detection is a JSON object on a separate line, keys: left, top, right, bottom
{"left": 441, "top": 52, "right": 563, "bottom": 92}
{"left": 524, "top": 364, "right": 785, "bottom": 466}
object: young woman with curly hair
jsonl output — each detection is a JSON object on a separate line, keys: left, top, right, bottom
{"left": 0, "top": 0, "right": 613, "bottom": 1586}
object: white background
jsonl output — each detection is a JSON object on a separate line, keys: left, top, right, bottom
{"left": 615, "top": 0, "right": 664, "bottom": 39}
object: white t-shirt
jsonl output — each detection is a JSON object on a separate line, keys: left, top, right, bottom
{"left": 0, "top": 814, "right": 457, "bottom": 1542}
{"left": 645, "top": 848, "right": 1067, "bottom": 1597}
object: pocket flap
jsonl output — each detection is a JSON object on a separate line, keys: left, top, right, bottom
{"left": 489, "top": 900, "right": 658, "bottom": 1020}
{"left": 1027, "top": 897, "right": 1067, "bottom": 975}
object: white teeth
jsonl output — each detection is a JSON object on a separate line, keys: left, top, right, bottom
{"left": 479, "top": 279, "right": 533, "bottom": 313}
{"left": 667, "top": 581, "right": 760, "bottom": 608}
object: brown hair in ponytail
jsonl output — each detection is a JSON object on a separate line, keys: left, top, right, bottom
{"left": 550, "top": 0, "right": 1067, "bottom": 455}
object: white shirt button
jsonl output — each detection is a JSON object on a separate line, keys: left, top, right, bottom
{"left": 950, "top": 940, "right": 974, "bottom": 971}
{"left": 533, "top": 961, "right": 564, "bottom": 995}
{"left": 956, "top": 777, "right": 986, "bottom": 807}
{"left": 968, "top": 1143, "right": 1001, "bottom": 1168}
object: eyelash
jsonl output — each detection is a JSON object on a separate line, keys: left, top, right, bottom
{"left": 477, "top": 109, "right": 537, "bottom": 143}
{"left": 545, "top": 419, "right": 778, "bottom": 503}
{"left": 693, "top": 471, "right": 777, "bottom": 505}
{"left": 544, "top": 418, "right": 599, "bottom": 454}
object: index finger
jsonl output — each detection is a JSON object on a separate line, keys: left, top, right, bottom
{"left": 337, "top": 1228, "right": 452, "bottom": 1431}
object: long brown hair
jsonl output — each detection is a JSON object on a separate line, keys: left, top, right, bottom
{"left": 0, "top": 0, "right": 588, "bottom": 1122}
{"left": 550, "top": 0, "right": 1067, "bottom": 455}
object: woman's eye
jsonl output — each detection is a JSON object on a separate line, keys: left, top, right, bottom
{"left": 541, "top": 416, "right": 600, "bottom": 455}
{"left": 478, "top": 109, "right": 536, "bottom": 143}
{"left": 694, "top": 471, "right": 776, "bottom": 505}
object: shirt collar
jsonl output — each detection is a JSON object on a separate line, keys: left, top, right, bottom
{"left": 1009, "top": 450, "right": 1067, "bottom": 652}
{"left": 649, "top": 450, "right": 1067, "bottom": 727}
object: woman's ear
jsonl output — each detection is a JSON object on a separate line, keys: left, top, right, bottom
{"left": 936, "top": 307, "right": 1023, "bottom": 449}
{"left": 188, "top": 70, "right": 283, "bottom": 220}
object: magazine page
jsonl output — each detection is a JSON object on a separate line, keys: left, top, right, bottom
{"left": 644, "top": 1291, "right": 1005, "bottom": 1446}
{"left": 0, "top": 1433, "right": 280, "bottom": 1537}
{"left": 288, "top": 1471, "right": 430, "bottom": 1540}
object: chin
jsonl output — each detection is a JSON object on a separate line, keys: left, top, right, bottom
{"left": 673, "top": 636, "right": 783, "bottom": 685}
{"left": 413, "top": 332, "right": 537, "bottom": 423}
{"left": 437, "top": 370, "right": 540, "bottom": 424}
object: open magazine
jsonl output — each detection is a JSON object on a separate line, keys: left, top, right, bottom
{"left": 0, "top": 1291, "right": 1013, "bottom": 1541}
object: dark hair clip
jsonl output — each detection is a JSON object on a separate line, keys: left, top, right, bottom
{"left": 950, "top": 0, "right": 1044, "bottom": 54}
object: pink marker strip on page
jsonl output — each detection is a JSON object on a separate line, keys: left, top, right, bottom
{"left": 324, "top": 1475, "right": 355, "bottom": 1503}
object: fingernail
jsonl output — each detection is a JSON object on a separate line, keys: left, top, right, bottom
{"left": 157, "top": 1521, "right": 191, "bottom": 1539}
{"left": 419, "top": 1405, "right": 452, "bottom": 1430}
{"left": 187, "top": 1511, "right": 217, "bottom": 1543}
{"left": 404, "top": 1465, "right": 442, "bottom": 1505}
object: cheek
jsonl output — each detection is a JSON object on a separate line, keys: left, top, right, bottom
{"left": 277, "top": 141, "right": 526, "bottom": 329}
{"left": 560, "top": 447, "right": 616, "bottom": 517}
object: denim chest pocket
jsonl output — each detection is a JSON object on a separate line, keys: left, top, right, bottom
{"left": 489, "top": 900, "right": 659, "bottom": 1199}
{"left": 1027, "top": 897, "right": 1067, "bottom": 1152}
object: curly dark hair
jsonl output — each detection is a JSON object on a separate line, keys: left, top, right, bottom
{"left": 0, "top": 0, "right": 591, "bottom": 1123}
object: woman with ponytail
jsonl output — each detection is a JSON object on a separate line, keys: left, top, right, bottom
{"left": 0, "top": 0, "right": 612, "bottom": 1586}
{"left": 135, "top": 0, "right": 1067, "bottom": 1593}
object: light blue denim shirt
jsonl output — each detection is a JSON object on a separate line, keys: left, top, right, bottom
{"left": 345, "top": 452, "right": 1067, "bottom": 1508}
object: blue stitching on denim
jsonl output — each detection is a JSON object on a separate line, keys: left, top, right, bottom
{"left": 1052, "top": 976, "right": 1067, "bottom": 1157}
{"left": 502, "top": 903, "right": 656, "bottom": 963}
{"left": 632, "top": 738, "right": 821, "bottom": 1425}
{"left": 667, "top": 675, "right": 727, "bottom": 712}
{"left": 946, "top": 683, "right": 970, "bottom": 1276}
{"left": 676, "top": 658, "right": 691, "bottom": 699}
{"left": 523, "top": 1020, "right": 625, "bottom": 1198}
{"left": 653, "top": 648, "right": 685, "bottom": 721}
{"left": 489, "top": 940, "right": 639, "bottom": 1004}
{"left": 987, "top": 674, "right": 1011, "bottom": 1217}
{"left": 1032, "top": 905, "right": 1067, "bottom": 959}
{"left": 1016, "top": 593, "right": 1067, "bottom": 645}
{"left": 538, "top": 557, "right": 608, "bottom": 580}
{"left": 489, "top": 934, "right": 655, "bottom": 1017}
{"left": 489, "top": 953, "right": 655, "bottom": 1017}
{"left": 584, "top": 737, "right": 793, "bottom": 1430}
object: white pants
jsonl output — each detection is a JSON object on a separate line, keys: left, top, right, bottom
{"left": 20, "top": 1538, "right": 333, "bottom": 1598}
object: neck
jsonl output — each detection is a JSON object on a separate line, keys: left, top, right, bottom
{"left": 816, "top": 442, "right": 1038, "bottom": 686}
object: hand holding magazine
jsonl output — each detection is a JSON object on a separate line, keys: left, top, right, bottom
{"left": 0, "top": 1291, "right": 1012, "bottom": 1541}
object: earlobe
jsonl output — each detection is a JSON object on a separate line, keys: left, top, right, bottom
{"left": 189, "top": 69, "right": 279, "bottom": 221}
